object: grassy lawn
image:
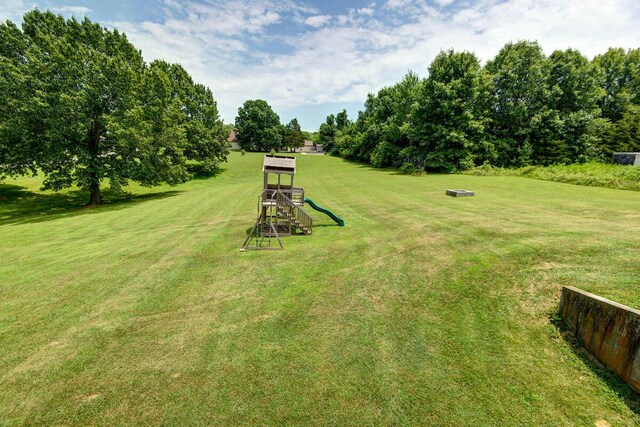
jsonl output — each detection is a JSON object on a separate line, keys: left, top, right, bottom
{"left": 1, "top": 152, "right": 640, "bottom": 425}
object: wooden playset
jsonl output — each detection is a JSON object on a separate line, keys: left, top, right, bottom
{"left": 241, "top": 155, "right": 344, "bottom": 251}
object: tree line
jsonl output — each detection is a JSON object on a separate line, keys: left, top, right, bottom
{"left": 318, "top": 41, "right": 640, "bottom": 172}
{"left": 0, "top": 10, "right": 228, "bottom": 204}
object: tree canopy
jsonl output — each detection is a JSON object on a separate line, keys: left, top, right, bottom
{"left": 608, "top": 105, "right": 640, "bottom": 152}
{"left": 282, "top": 118, "right": 305, "bottom": 151}
{"left": 234, "top": 99, "right": 282, "bottom": 152}
{"left": 0, "top": 10, "right": 227, "bottom": 204}
{"left": 320, "top": 41, "right": 640, "bottom": 172}
{"left": 411, "top": 51, "right": 489, "bottom": 171}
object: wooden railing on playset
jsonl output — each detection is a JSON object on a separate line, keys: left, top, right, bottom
{"left": 242, "top": 189, "right": 313, "bottom": 251}
{"left": 263, "top": 185, "right": 305, "bottom": 205}
{"left": 289, "top": 187, "right": 305, "bottom": 205}
{"left": 274, "top": 190, "right": 313, "bottom": 235}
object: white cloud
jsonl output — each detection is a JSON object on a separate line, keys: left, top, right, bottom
{"left": 384, "top": 0, "right": 428, "bottom": 12}
{"left": 334, "top": 15, "right": 348, "bottom": 25}
{"left": 304, "top": 14, "right": 331, "bottom": 27}
{"left": 116, "top": 0, "right": 640, "bottom": 126}
{"left": 0, "top": 0, "right": 34, "bottom": 22}
{"left": 2, "top": 0, "right": 639, "bottom": 128}
{"left": 384, "top": 0, "right": 411, "bottom": 9}
{"left": 56, "top": 6, "right": 91, "bottom": 16}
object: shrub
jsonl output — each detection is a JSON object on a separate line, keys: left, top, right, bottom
{"left": 399, "top": 162, "right": 424, "bottom": 176}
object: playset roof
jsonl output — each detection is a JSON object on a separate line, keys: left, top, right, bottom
{"left": 263, "top": 155, "right": 296, "bottom": 174}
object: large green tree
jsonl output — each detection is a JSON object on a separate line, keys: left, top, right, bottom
{"left": 234, "top": 99, "right": 282, "bottom": 151}
{"left": 370, "top": 72, "right": 421, "bottom": 168}
{"left": 593, "top": 48, "right": 634, "bottom": 122}
{"left": 411, "top": 50, "right": 491, "bottom": 172}
{"left": 147, "top": 61, "right": 227, "bottom": 172}
{"left": 333, "top": 72, "right": 421, "bottom": 167}
{"left": 0, "top": 10, "right": 227, "bottom": 204}
{"left": 593, "top": 48, "right": 640, "bottom": 156}
{"left": 282, "top": 118, "right": 305, "bottom": 151}
{"left": 485, "top": 41, "right": 553, "bottom": 166}
{"left": 318, "top": 114, "right": 337, "bottom": 153}
{"left": 628, "top": 49, "right": 640, "bottom": 106}
{"left": 547, "top": 49, "right": 607, "bottom": 163}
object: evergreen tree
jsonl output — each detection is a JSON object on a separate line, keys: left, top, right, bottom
{"left": 608, "top": 105, "right": 640, "bottom": 152}
{"left": 336, "top": 109, "right": 350, "bottom": 130}
{"left": 283, "top": 118, "right": 305, "bottom": 151}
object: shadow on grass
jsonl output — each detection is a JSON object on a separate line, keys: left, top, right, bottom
{"left": 311, "top": 223, "right": 344, "bottom": 228}
{"left": 339, "top": 157, "right": 392, "bottom": 172}
{"left": 551, "top": 316, "right": 640, "bottom": 415}
{"left": 338, "top": 157, "right": 450, "bottom": 177}
{"left": 387, "top": 171, "right": 450, "bottom": 177}
{"left": 0, "top": 184, "right": 182, "bottom": 226}
{"left": 241, "top": 223, "right": 342, "bottom": 236}
{"left": 186, "top": 164, "right": 226, "bottom": 180}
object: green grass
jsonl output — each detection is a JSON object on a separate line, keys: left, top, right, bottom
{"left": 1, "top": 153, "right": 640, "bottom": 425}
{"left": 465, "top": 161, "right": 640, "bottom": 191}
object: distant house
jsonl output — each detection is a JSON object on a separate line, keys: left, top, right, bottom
{"left": 297, "top": 140, "right": 323, "bottom": 154}
{"left": 227, "top": 130, "right": 241, "bottom": 150}
{"left": 298, "top": 140, "right": 314, "bottom": 153}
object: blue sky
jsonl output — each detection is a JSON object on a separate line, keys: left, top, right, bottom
{"left": 2, "top": 0, "right": 640, "bottom": 130}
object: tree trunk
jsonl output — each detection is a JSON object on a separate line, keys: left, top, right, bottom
{"left": 87, "top": 118, "right": 101, "bottom": 205}
{"left": 88, "top": 182, "right": 101, "bottom": 205}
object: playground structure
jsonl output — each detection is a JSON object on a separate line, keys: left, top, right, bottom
{"left": 241, "top": 155, "right": 344, "bottom": 251}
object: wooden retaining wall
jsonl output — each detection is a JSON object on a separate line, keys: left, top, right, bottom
{"left": 559, "top": 286, "right": 640, "bottom": 393}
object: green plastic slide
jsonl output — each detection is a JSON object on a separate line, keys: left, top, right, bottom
{"left": 304, "top": 198, "right": 345, "bottom": 227}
